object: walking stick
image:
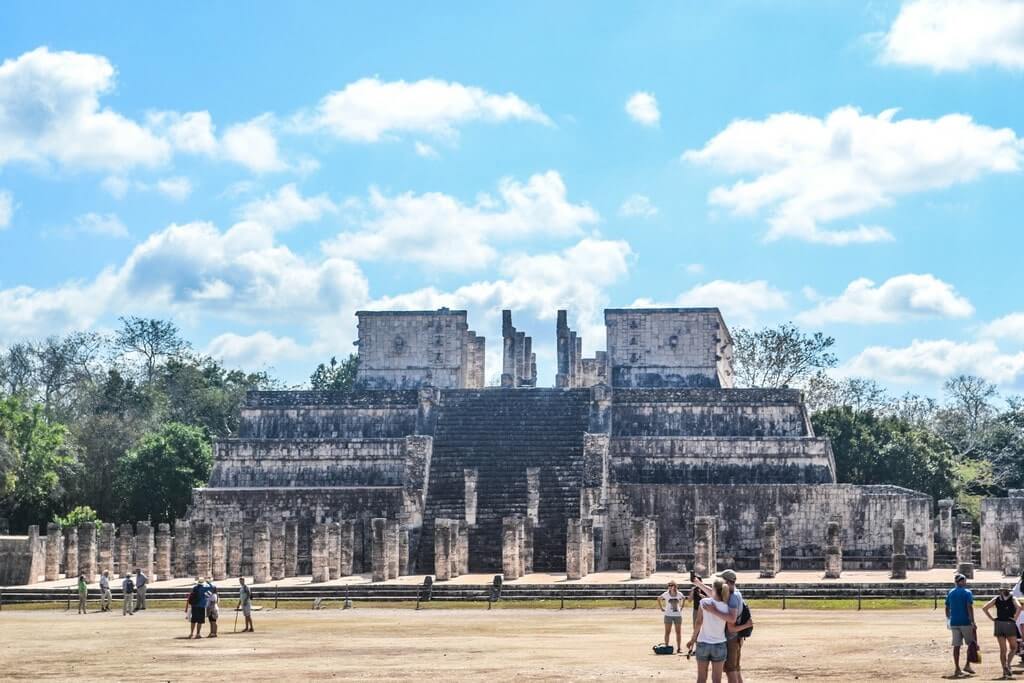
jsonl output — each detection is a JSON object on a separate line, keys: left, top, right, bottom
{"left": 233, "top": 599, "right": 240, "bottom": 633}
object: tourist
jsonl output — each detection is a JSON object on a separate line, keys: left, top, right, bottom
{"left": 693, "top": 570, "right": 748, "bottom": 682}
{"left": 239, "top": 576, "right": 255, "bottom": 632}
{"left": 99, "top": 570, "right": 111, "bottom": 612}
{"left": 982, "top": 585, "right": 1022, "bottom": 679}
{"left": 946, "top": 573, "right": 977, "bottom": 678}
{"left": 134, "top": 567, "right": 148, "bottom": 610}
{"left": 657, "top": 580, "right": 686, "bottom": 653}
{"left": 187, "top": 579, "right": 206, "bottom": 639}
{"left": 1012, "top": 570, "right": 1024, "bottom": 664}
{"left": 206, "top": 585, "right": 220, "bottom": 638}
{"left": 686, "top": 578, "right": 732, "bottom": 683}
{"left": 77, "top": 574, "right": 88, "bottom": 614}
{"left": 121, "top": 574, "right": 134, "bottom": 615}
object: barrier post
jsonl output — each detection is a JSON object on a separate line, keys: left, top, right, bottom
{"left": 857, "top": 589, "right": 862, "bottom": 611}
{"left": 782, "top": 593, "right": 786, "bottom": 610}
{"left": 274, "top": 585, "right": 279, "bottom": 610}
{"left": 633, "top": 584, "right": 638, "bottom": 610}
{"left": 933, "top": 588, "right": 938, "bottom": 610}
{"left": 560, "top": 590, "right": 565, "bottom": 610}
{"left": 66, "top": 586, "right": 71, "bottom": 611}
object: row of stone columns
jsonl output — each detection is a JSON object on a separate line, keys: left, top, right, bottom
{"left": 43, "top": 521, "right": 166, "bottom": 582}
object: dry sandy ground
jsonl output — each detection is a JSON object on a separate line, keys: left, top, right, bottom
{"left": 0, "top": 607, "right": 1012, "bottom": 681}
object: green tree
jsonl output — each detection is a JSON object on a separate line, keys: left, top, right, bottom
{"left": 115, "top": 423, "right": 212, "bottom": 523}
{"left": 114, "top": 316, "right": 190, "bottom": 383}
{"left": 732, "top": 323, "right": 837, "bottom": 389}
{"left": 53, "top": 505, "right": 101, "bottom": 528}
{"left": 310, "top": 355, "right": 359, "bottom": 391}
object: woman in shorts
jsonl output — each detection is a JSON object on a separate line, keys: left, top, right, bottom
{"left": 206, "top": 586, "right": 220, "bottom": 638}
{"left": 658, "top": 580, "right": 686, "bottom": 653}
{"left": 983, "top": 585, "right": 1022, "bottom": 679}
{"left": 686, "top": 578, "right": 732, "bottom": 683}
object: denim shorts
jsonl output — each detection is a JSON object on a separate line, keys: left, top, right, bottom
{"left": 695, "top": 641, "right": 728, "bottom": 662}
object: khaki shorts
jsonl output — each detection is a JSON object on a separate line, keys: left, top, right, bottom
{"left": 664, "top": 615, "right": 682, "bottom": 625}
{"left": 951, "top": 625, "right": 976, "bottom": 647}
{"left": 725, "top": 637, "right": 743, "bottom": 672}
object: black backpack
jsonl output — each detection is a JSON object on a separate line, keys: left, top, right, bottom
{"left": 653, "top": 644, "right": 674, "bottom": 655}
{"left": 735, "top": 603, "right": 753, "bottom": 638}
{"left": 125, "top": 578, "right": 134, "bottom": 593}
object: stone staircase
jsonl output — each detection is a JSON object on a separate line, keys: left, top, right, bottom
{"left": 416, "top": 389, "right": 591, "bottom": 573}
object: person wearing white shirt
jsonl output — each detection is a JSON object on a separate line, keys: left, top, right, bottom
{"left": 688, "top": 579, "right": 748, "bottom": 683}
{"left": 99, "top": 571, "right": 111, "bottom": 612}
{"left": 657, "top": 580, "right": 687, "bottom": 654}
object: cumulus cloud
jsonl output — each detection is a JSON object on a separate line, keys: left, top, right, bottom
{"left": 71, "top": 212, "right": 129, "bottom": 239}
{"left": 147, "top": 109, "right": 286, "bottom": 173}
{"left": 881, "top": 0, "right": 1024, "bottom": 71}
{"left": 155, "top": 177, "right": 193, "bottom": 201}
{"left": 100, "top": 175, "right": 193, "bottom": 201}
{"left": 845, "top": 339, "right": 1024, "bottom": 386}
{"left": 295, "top": 77, "right": 551, "bottom": 143}
{"left": 205, "top": 331, "right": 307, "bottom": 369}
{"left": 0, "top": 190, "right": 13, "bottom": 229}
{"left": 631, "top": 280, "right": 789, "bottom": 327}
{"left": 326, "top": 171, "right": 599, "bottom": 270}
{"left": 625, "top": 92, "right": 660, "bottom": 127}
{"left": 683, "top": 107, "right": 1022, "bottom": 245}
{"left": 414, "top": 141, "right": 439, "bottom": 158}
{"left": 797, "top": 273, "right": 973, "bottom": 325}
{"left": 239, "top": 183, "right": 337, "bottom": 230}
{"left": 980, "top": 312, "right": 1024, "bottom": 342}
{"left": 618, "top": 193, "right": 658, "bottom": 218}
{"left": 221, "top": 115, "right": 286, "bottom": 173}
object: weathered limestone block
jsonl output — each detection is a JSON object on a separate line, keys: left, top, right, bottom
{"left": 386, "top": 520, "right": 400, "bottom": 580}
{"left": 502, "top": 516, "right": 521, "bottom": 580}
{"left": 646, "top": 518, "right": 657, "bottom": 575}
{"left": 173, "top": 519, "right": 190, "bottom": 578}
{"left": 64, "top": 526, "right": 78, "bottom": 577}
{"left": 155, "top": 523, "right": 172, "bottom": 580}
{"left": 526, "top": 468, "right": 541, "bottom": 525}
{"left": 211, "top": 524, "right": 227, "bottom": 581}
{"left": 1001, "top": 522, "right": 1021, "bottom": 576}
{"left": 937, "top": 499, "right": 954, "bottom": 551}
{"left": 464, "top": 469, "right": 478, "bottom": 526}
{"left": 371, "top": 518, "right": 388, "bottom": 582}
{"left": 45, "top": 523, "right": 61, "bottom": 581}
{"left": 957, "top": 520, "right": 975, "bottom": 579}
{"left": 581, "top": 519, "right": 595, "bottom": 576}
{"left": 284, "top": 522, "right": 299, "bottom": 578}
{"left": 98, "top": 523, "right": 115, "bottom": 576}
{"left": 825, "top": 515, "right": 842, "bottom": 579}
{"left": 77, "top": 522, "right": 97, "bottom": 581}
{"left": 447, "top": 520, "right": 460, "bottom": 579}
{"left": 566, "top": 519, "right": 583, "bottom": 580}
{"left": 457, "top": 521, "right": 469, "bottom": 576}
{"left": 339, "top": 520, "right": 354, "bottom": 577}
{"left": 891, "top": 518, "right": 907, "bottom": 580}
{"left": 135, "top": 521, "right": 154, "bottom": 577}
{"left": 434, "top": 519, "right": 452, "bottom": 581}
{"left": 26, "top": 525, "right": 45, "bottom": 584}
{"left": 310, "top": 523, "right": 330, "bottom": 583}
{"left": 228, "top": 522, "right": 243, "bottom": 578}
{"left": 693, "top": 516, "right": 717, "bottom": 578}
{"left": 192, "top": 522, "right": 212, "bottom": 579}
{"left": 252, "top": 522, "right": 271, "bottom": 584}
{"left": 759, "top": 517, "right": 780, "bottom": 578}
{"left": 270, "top": 522, "right": 286, "bottom": 581}
{"left": 328, "top": 522, "right": 340, "bottom": 580}
{"left": 399, "top": 527, "right": 410, "bottom": 576}
{"left": 117, "top": 523, "right": 132, "bottom": 576}
{"left": 516, "top": 516, "right": 526, "bottom": 577}
{"left": 523, "top": 520, "right": 534, "bottom": 575}
{"left": 630, "top": 518, "right": 649, "bottom": 580}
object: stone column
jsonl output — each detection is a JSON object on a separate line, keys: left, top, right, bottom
{"left": 581, "top": 519, "right": 594, "bottom": 576}
{"left": 759, "top": 517, "right": 781, "bottom": 579}
{"left": 173, "top": 519, "right": 190, "bottom": 578}
{"left": 339, "top": 520, "right": 354, "bottom": 577}
{"left": 310, "top": 523, "right": 330, "bottom": 583}
{"left": 78, "top": 522, "right": 97, "bottom": 581}
{"left": 1002, "top": 522, "right": 1022, "bottom": 576}
{"left": 327, "top": 522, "right": 340, "bottom": 580}
{"left": 646, "top": 519, "right": 657, "bottom": 575}
{"left": 155, "top": 523, "right": 172, "bottom": 580}
{"left": 693, "top": 516, "right": 717, "bottom": 578}
{"left": 192, "top": 522, "right": 212, "bottom": 579}
{"left": 284, "top": 522, "right": 299, "bottom": 578}
{"left": 891, "top": 518, "right": 908, "bottom": 579}
{"left": 27, "top": 525, "right": 45, "bottom": 584}
{"left": 630, "top": 518, "right": 648, "bottom": 580}
{"left": 566, "top": 519, "right": 583, "bottom": 580}
{"left": 385, "top": 521, "right": 400, "bottom": 580}
{"left": 98, "top": 523, "right": 115, "bottom": 576}
{"left": 516, "top": 515, "right": 527, "bottom": 578}
{"left": 937, "top": 499, "right": 954, "bottom": 551}
{"left": 526, "top": 467, "right": 541, "bottom": 525}
{"left": 464, "top": 469, "right": 478, "bottom": 526}
{"left": 502, "top": 516, "right": 521, "bottom": 580}
{"left": 957, "top": 520, "right": 975, "bottom": 578}
{"left": 211, "top": 524, "right": 227, "bottom": 581}
{"left": 824, "top": 515, "right": 843, "bottom": 579}
{"left": 270, "top": 522, "right": 286, "bottom": 581}
{"left": 117, "top": 523, "right": 133, "bottom": 577}
{"left": 371, "top": 518, "right": 388, "bottom": 582}
{"left": 434, "top": 519, "right": 452, "bottom": 581}
{"left": 227, "top": 522, "right": 243, "bottom": 578}
{"left": 523, "top": 521, "right": 534, "bottom": 575}
{"left": 45, "top": 522, "right": 61, "bottom": 581}
{"left": 399, "top": 528, "right": 411, "bottom": 576}
{"left": 447, "top": 520, "right": 460, "bottom": 579}
{"left": 135, "top": 521, "right": 154, "bottom": 577}
{"left": 63, "top": 526, "right": 79, "bottom": 577}
{"left": 252, "top": 522, "right": 271, "bottom": 584}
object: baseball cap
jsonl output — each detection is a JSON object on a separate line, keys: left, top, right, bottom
{"left": 954, "top": 573, "right": 966, "bottom": 582}
{"left": 719, "top": 569, "right": 737, "bottom": 582}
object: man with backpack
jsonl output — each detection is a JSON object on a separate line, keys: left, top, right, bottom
{"left": 121, "top": 574, "right": 134, "bottom": 615}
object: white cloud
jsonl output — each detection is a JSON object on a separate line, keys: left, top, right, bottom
{"left": 101, "top": 176, "right": 131, "bottom": 199}
{"left": 0, "top": 190, "right": 13, "bottom": 229}
{"left": 0, "top": 47, "right": 170, "bottom": 171}
{"left": 631, "top": 280, "right": 789, "bottom": 327}
{"left": 683, "top": 106, "right": 1022, "bottom": 244}
{"left": 685, "top": 263, "right": 705, "bottom": 275}
{"left": 625, "top": 92, "right": 660, "bottom": 127}
{"left": 99, "top": 175, "right": 193, "bottom": 201}
{"left": 845, "top": 339, "right": 1024, "bottom": 386}
{"left": 239, "top": 183, "right": 337, "bottom": 231}
{"left": 295, "top": 77, "right": 551, "bottom": 142}
{"left": 327, "top": 171, "right": 599, "bottom": 270}
{"left": 205, "top": 331, "right": 307, "bottom": 369}
{"left": 881, "top": 0, "right": 1024, "bottom": 71}
{"left": 148, "top": 109, "right": 288, "bottom": 173}
{"left": 155, "top": 176, "right": 193, "bottom": 201}
{"left": 221, "top": 115, "right": 286, "bottom": 173}
{"left": 981, "top": 312, "right": 1024, "bottom": 342}
{"left": 156, "top": 110, "right": 219, "bottom": 154}
{"left": 618, "top": 193, "right": 658, "bottom": 218}
{"left": 414, "top": 141, "right": 439, "bottom": 158}
{"left": 797, "top": 273, "right": 973, "bottom": 325}
{"left": 72, "top": 212, "right": 129, "bottom": 239}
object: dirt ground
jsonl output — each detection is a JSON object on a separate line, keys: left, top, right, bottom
{"left": 0, "top": 607, "right": 1012, "bottom": 681}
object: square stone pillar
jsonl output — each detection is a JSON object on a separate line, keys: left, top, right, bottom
{"left": 27, "top": 525, "right": 44, "bottom": 584}
{"left": 399, "top": 527, "right": 411, "bottom": 576}
{"left": 227, "top": 522, "right": 243, "bottom": 578}
{"left": 45, "top": 523, "right": 61, "bottom": 581}
{"left": 891, "top": 518, "right": 908, "bottom": 579}
{"left": 502, "top": 516, "right": 521, "bottom": 580}
{"left": 310, "top": 523, "right": 330, "bottom": 583}
{"left": 327, "top": 522, "right": 340, "bottom": 580}
{"left": 464, "top": 469, "right": 478, "bottom": 526}
{"left": 135, "top": 521, "right": 154, "bottom": 577}
{"left": 825, "top": 515, "right": 843, "bottom": 579}
{"left": 630, "top": 518, "right": 648, "bottom": 580}
{"left": 646, "top": 519, "right": 657, "bottom": 575}
{"left": 693, "top": 516, "right": 717, "bottom": 578}
{"left": 957, "top": 520, "right": 975, "bottom": 578}
{"left": 516, "top": 515, "right": 527, "bottom": 577}
{"left": 434, "top": 519, "right": 452, "bottom": 581}
{"left": 192, "top": 522, "right": 212, "bottom": 579}
{"left": 339, "top": 520, "right": 354, "bottom": 577}
{"left": 457, "top": 521, "right": 469, "bottom": 576}
{"left": 523, "top": 520, "right": 534, "bottom": 575}
{"left": 252, "top": 522, "right": 271, "bottom": 584}
{"left": 270, "top": 522, "right": 286, "bottom": 581}
{"left": 211, "top": 524, "right": 227, "bottom": 581}
{"left": 173, "top": 519, "right": 190, "bottom": 578}
{"left": 937, "top": 499, "right": 954, "bottom": 551}
{"left": 284, "top": 522, "right": 299, "bottom": 578}
{"left": 759, "top": 517, "right": 781, "bottom": 579}
{"left": 448, "top": 521, "right": 461, "bottom": 579}
{"left": 566, "top": 519, "right": 583, "bottom": 579}
{"left": 241, "top": 523, "right": 254, "bottom": 577}
{"left": 116, "top": 523, "right": 132, "bottom": 577}
{"left": 371, "top": 518, "right": 388, "bottom": 582}
{"left": 581, "top": 519, "right": 595, "bottom": 576}
{"left": 386, "top": 520, "right": 400, "bottom": 580}
{"left": 1001, "top": 522, "right": 1022, "bottom": 576}
{"left": 98, "top": 523, "right": 115, "bottom": 576}
{"left": 77, "top": 522, "right": 97, "bottom": 581}
{"left": 155, "top": 523, "right": 172, "bottom": 580}
{"left": 63, "top": 526, "right": 78, "bottom": 578}
{"left": 526, "top": 467, "right": 541, "bottom": 525}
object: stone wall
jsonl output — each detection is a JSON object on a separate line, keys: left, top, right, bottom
{"left": 239, "top": 390, "right": 419, "bottom": 439}
{"left": 981, "top": 494, "right": 1024, "bottom": 572}
{"left": 0, "top": 529, "right": 44, "bottom": 585}
{"left": 556, "top": 310, "right": 608, "bottom": 388}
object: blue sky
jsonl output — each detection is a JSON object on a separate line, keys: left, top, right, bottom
{"left": 1, "top": 1, "right": 1023, "bottom": 394}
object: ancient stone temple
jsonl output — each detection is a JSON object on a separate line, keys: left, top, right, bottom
{"left": 185, "top": 306, "right": 934, "bottom": 579}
